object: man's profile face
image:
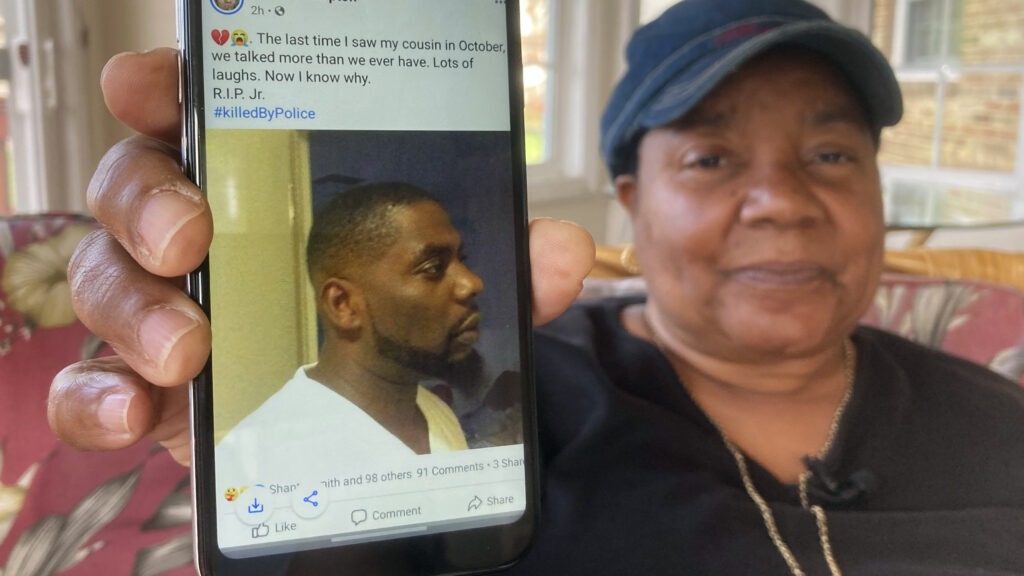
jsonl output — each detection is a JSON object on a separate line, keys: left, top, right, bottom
{"left": 359, "top": 201, "right": 484, "bottom": 378}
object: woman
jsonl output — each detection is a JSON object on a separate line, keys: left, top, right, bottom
{"left": 511, "top": 1, "right": 1024, "bottom": 574}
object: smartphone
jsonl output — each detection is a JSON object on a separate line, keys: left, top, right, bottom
{"left": 178, "top": 1, "right": 535, "bottom": 574}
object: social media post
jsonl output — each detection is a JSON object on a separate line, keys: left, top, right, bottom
{"left": 199, "top": 0, "right": 511, "bottom": 131}
{"left": 204, "top": 128, "right": 528, "bottom": 554}
{"left": 216, "top": 445, "right": 527, "bottom": 555}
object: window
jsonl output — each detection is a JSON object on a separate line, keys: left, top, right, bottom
{"left": 520, "top": 0, "right": 552, "bottom": 165}
{"left": 872, "top": 0, "right": 1024, "bottom": 226}
{"left": 0, "top": 0, "right": 92, "bottom": 215}
{"left": 521, "top": 0, "right": 636, "bottom": 210}
{"left": 903, "top": 0, "right": 962, "bottom": 67}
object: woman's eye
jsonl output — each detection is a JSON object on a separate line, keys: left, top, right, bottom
{"left": 817, "top": 151, "right": 849, "bottom": 164}
{"left": 685, "top": 154, "right": 724, "bottom": 169}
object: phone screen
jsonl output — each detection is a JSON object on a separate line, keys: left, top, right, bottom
{"left": 179, "top": 1, "right": 534, "bottom": 573}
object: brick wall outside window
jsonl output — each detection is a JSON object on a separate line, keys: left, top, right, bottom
{"left": 872, "top": 0, "right": 1023, "bottom": 173}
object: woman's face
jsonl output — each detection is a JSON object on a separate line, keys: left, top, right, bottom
{"left": 617, "top": 49, "right": 885, "bottom": 362}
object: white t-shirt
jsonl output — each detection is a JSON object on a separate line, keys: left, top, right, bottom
{"left": 215, "top": 366, "right": 467, "bottom": 484}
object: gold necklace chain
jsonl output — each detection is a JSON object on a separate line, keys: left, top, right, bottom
{"left": 640, "top": 309, "right": 855, "bottom": 576}
{"left": 721, "top": 338, "right": 853, "bottom": 576}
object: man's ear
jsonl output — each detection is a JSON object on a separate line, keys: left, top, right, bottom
{"left": 319, "top": 277, "right": 363, "bottom": 330}
{"left": 615, "top": 174, "right": 639, "bottom": 217}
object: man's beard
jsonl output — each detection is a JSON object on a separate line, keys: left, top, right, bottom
{"left": 372, "top": 325, "right": 465, "bottom": 379}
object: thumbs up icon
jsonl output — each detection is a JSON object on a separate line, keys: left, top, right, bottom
{"left": 251, "top": 522, "right": 270, "bottom": 539}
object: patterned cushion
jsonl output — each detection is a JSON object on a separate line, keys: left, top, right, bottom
{"left": 0, "top": 214, "right": 195, "bottom": 576}
{"left": 862, "top": 273, "right": 1024, "bottom": 384}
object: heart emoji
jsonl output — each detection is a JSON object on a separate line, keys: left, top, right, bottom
{"left": 211, "top": 29, "right": 230, "bottom": 46}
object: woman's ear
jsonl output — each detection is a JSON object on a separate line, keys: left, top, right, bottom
{"left": 319, "top": 277, "right": 362, "bottom": 331}
{"left": 615, "top": 174, "right": 639, "bottom": 217}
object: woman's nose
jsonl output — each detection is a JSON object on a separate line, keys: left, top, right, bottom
{"left": 738, "top": 161, "right": 826, "bottom": 228}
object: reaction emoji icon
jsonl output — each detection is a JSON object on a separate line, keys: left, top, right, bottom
{"left": 211, "top": 29, "right": 229, "bottom": 46}
{"left": 231, "top": 29, "right": 250, "bottom": 47}
{"left": 224, "top": 485, "right": 249, "bottom": 501}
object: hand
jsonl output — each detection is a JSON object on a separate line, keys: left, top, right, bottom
{"left": 48, "top": 49, "right": 596, "bottom": 466}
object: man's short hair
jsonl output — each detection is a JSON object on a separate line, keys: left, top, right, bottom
{"left": 306, "top": 181, "right": 441, "bottom": 283}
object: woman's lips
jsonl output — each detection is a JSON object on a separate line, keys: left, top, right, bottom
{"left": 727, "top": 262, "right": 833, "bottom": 286}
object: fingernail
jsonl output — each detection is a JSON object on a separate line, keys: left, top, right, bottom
{"left": 137, "top": 185, "right": 204, "bottom": 267}
{"left": 98, "top": 392, "right": 134, "bottom": 436}
{"left": 138, "top": 306, "right": 201, "bottom": 370}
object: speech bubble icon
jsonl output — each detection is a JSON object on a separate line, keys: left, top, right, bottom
{"left": 351, "top": 509, "right": 368, "bottom": 526}
{"left": 211, "top": 29, "right": 229, "bottom": 46}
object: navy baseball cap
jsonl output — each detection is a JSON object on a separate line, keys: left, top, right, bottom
{"left": 601, "top": 0, "right": 903, "bottom": 178}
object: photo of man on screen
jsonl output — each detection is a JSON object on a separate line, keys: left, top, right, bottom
{"left": 216, "top": 181, "right": 487, "bottom": 468}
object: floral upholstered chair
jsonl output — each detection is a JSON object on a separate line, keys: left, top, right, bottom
{"left": 861, "top": 273, "right": 1024, "bottom": 385}
{"left": 0, "top": 214, "right": 195, "bottom": 576}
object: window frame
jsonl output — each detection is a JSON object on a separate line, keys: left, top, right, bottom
{"left": 879, "top": 0, "right": 1024, "bottom": 224}
{"left": 524, "top": 0, "right": 638, "bottom": 204}
{"left": 1, "top": 0, "right": 91, "bottom": 214}
{"left": 892, "top": 0, "right": 962, "bottom": 69}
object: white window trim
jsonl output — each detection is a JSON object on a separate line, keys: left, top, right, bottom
{"left": 526, "top": 0, "right": 637, "bottom": 204}
{"left": 2, "top": 0, "right": 91, "bottom": 214}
